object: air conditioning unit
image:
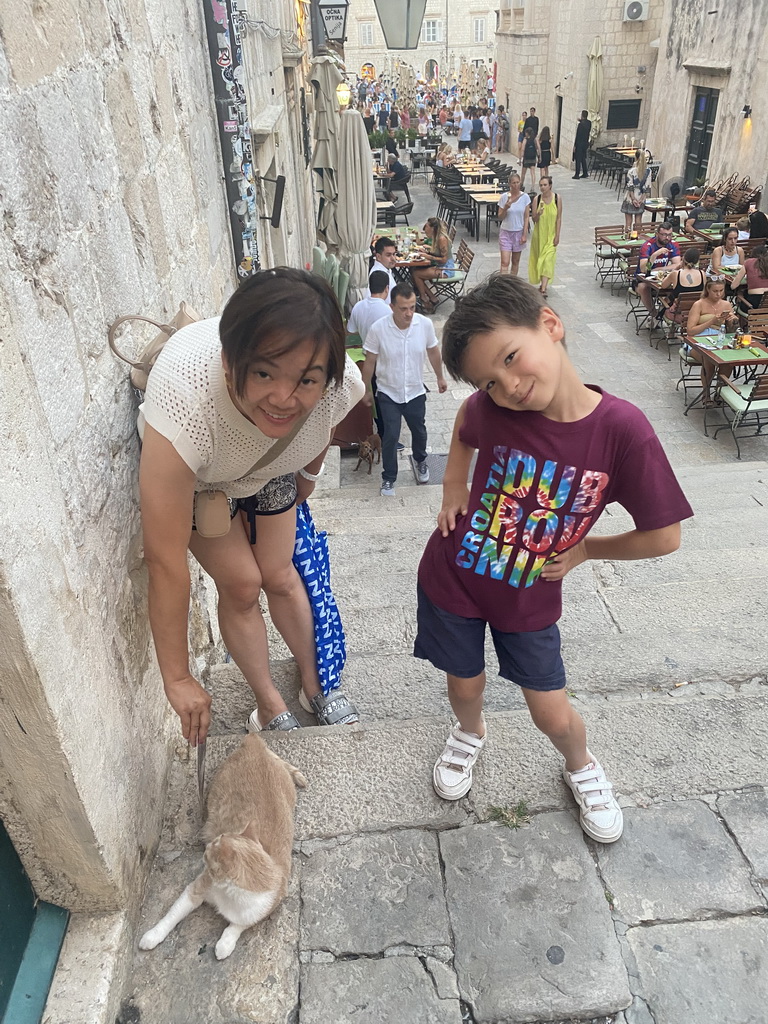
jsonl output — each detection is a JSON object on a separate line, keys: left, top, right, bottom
{"left": 623, "top": 0, "right": 649, "bottom": 22}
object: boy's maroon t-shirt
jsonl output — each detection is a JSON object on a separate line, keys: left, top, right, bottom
{"left": 418, "top": 387, "right": 693, "bottom": 633}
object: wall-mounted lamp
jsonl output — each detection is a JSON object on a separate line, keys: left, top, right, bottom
{"left": 743, "top": 104, "right": 752, "bottom": 119}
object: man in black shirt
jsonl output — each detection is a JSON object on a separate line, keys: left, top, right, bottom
{"left": 523, "top": 107, "right": 539, "bottom": 136}
{"left": 384, "top": 153, "right": 409, "bottom": 201}
{"left": 572, "top": 110, "right": 591, "bottom": 179}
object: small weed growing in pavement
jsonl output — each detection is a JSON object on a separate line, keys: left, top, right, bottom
{"left": 487, "top": 800, "right": 530, "bottom": 829}
{"left": 604, "top": 889, "right": 615, "bottom": 906}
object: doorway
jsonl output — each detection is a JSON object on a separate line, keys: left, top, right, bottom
{"left": 0, "top": 821, "right": 68, "bottom": 1023}
{"left": 684, "top": 87, "right": 719, "bottom": 186}
{"left": 554, "top": 94, "right": 563, "bottom": 160}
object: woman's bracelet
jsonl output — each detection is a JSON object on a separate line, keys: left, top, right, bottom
{"left": 297, "top": 463, "right": 325, "bottom": 482}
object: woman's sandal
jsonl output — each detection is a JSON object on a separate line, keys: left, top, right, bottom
{"left": 247, "top": 710, "right": 302, "bottom": 733}
{"left": 299, "top": 689, "right": 359, "bottom": 726}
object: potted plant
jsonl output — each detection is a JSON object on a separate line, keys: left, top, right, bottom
{"left": 368, "top": 129, "right": 387, "bottom": 150}
{"left": 395, "top": 127, "right": 407, "bottom": 147}
{"left": 406, "top": 127, "right": 419, "bottom": 148}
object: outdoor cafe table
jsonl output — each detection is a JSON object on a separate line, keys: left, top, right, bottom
{"left": 683, "top": 334, "right": 768, "bottom": 414}
{"left": 463, "top": 191, "right": 502, "bottom": 242}
{"left": 644, "top": 198, "right": 674, "bottom": 223}
{"left": 393, "top": 253, "right": 431, "bottom": 284}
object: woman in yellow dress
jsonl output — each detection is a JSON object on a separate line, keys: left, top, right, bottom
{"left": 528, "top": 174, "right": 563, "bottom": 299}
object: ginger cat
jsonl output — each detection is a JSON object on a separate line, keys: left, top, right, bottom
{"left": 139, "top": 734, "right": 306, "bottom": 960}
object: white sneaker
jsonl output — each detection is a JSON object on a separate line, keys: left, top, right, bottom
{"left": 380, "top": 479, "right": 396, "bottom": 496}
{"left": 433, "top": 719, "right": 486, "bottom": 800}
{"left": 563, "top": 751, "right": 623, "bottom": 843}
{"left": 415, "top": 461, "right": 430, "bottom": 484}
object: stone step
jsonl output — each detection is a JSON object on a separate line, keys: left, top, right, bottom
{"left": 162, "top": 690, "right": 768, "bottom": 850}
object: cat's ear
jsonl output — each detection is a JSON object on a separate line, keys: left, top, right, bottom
{"left": 240, "top": 819, "right": 261, "bottom": 842}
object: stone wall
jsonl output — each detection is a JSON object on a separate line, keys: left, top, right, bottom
{"left": 646, "top": 0, "right": 768, "bottom": 186}
{"left": 342, "top": 0, "right": 495, "bottom": 91}
{"left": 0, "top": 0, "right": 235, "bottom": 912}
{"left": 496, "top": 0, "right": 662, "bottom": 165}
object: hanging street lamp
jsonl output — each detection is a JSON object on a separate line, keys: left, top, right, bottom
{"left": 372, "top": 0, "right": 427, "bottom": 49}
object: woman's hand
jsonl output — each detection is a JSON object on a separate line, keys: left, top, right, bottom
{"left": 553, "top": 234, "right": 560, "bottom": 247}
{"left": 437, "top": 484, "right": 469, "bottom": 537}
{"left": 540, "top": 541, "right": 588, "bottom": 581}
{"left": 165, "top": 674, "right": 212, "bottom": 745}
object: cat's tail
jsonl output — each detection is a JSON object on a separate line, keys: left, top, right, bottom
{"left": 285, "top": 762, "right": 307, "bottom": 789}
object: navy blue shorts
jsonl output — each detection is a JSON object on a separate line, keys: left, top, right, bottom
{"left": 414, "top": 585, "right": 566, "bottom": 691}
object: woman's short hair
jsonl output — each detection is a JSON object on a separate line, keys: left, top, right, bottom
{"left": 219, "top": 267, "right": 346, "bottom": 397}
{"left": 442, "top": 275, "right": 547, "bottom": 384}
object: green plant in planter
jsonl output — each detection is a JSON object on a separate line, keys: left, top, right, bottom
{"left": 368, "top": 129, "right": 388, "bottom": 150}
{"left": 406, "top": 127, "right": 419, "bottom": 146}
{"left": 392, "top": 127, "right": 405, "bottom": 145}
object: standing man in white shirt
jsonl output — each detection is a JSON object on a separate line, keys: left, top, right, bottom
{"left": 368, "top": 237, "right": 398, "bottom": 296}
{"left": 347, "top": 271, "right": 390, "bottom": 343}
{"left": 361, "top": 284, "right": 448, "bottom": 496}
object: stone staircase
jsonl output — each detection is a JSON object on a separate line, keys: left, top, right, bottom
{"left": 107, "top": 461, "right": 768, "bottom": 1023}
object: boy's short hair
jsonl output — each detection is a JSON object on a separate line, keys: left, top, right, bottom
{"left": 442, "top": 275, "right": 547, "bottom": 384}
{"left": 368, "top": 270, "right": 390, "bottom": 295}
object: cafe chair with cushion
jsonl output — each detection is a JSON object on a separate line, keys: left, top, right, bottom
{"left": 432, "top": 241, "right": 474, "bottom": 309}
{"left": 710, "top": 372, "right": 768, "bottom": 458}
{"left": 659, "top": 291, "right": 701, "bottom": 361}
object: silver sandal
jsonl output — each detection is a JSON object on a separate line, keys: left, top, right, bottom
{"left": 247, "top": 710, "right": 302, "bottom": 733}
{"left": 299, "top": 690, "right": 359, "bottom": 726}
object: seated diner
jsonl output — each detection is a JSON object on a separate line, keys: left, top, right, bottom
{"left": 684, "top": 190, "right": 723, "bottom": 235}
{"left": 708, "top": 227, "right": 745, "bottom": 278}
{"left": 686, "top": 278, "right": 740, "bottom": 405}
{"left": 731, "top": 244, "right": 768, "bottom": 314}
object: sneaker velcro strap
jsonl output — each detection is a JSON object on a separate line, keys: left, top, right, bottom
{"left": 446, "top": 736, "right": 482, "bottom": 759}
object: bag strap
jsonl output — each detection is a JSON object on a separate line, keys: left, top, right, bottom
{"left": 243, "top": 413, "right": 311, "bottom": 475}
{"left": 108, "top": 315, "right": 177, "bottom": 370}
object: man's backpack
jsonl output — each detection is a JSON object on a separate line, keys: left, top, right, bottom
{"left": 108, "top": 302, "right": 200, "bottom": 392}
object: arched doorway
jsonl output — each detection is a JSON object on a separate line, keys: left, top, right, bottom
{"left": 424, "top": 59, "right": 438, "bottom": 83}
{"left": 361, "top": 62, "right": 376, "bottom": 81}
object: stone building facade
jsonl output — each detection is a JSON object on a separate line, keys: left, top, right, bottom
{"left": 343, "top": 0, "right": 496, "bottom": 87}
{"left": 495, "top": 0, "right": 663, "bottom": 165}
{"left": 645, "top": 0, "right": 767, "bottom": 187}
{"left": 0, "top": 0, "right": 317, "bottom": 1016}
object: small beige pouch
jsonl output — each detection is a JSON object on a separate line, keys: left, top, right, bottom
{"left": 194, "top": 490, "right": 232, "bottom": 538}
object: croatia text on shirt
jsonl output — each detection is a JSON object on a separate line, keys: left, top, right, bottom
{"left": 456, "top": 447, "right": 606, "bottom": 590}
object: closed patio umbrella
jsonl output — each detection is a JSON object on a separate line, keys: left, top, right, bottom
{"left": 336, "top": 108, "right": 377, "bottom": 305}
{"left": 587, "top": 36, "right": 604, "bottom": 143}
{"left": 310, "top": 55, "right": 343, "bottom": 245}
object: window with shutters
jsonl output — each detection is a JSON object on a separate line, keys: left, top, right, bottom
{"left": 359, "top": 22, "right": 373, "bottom": 46}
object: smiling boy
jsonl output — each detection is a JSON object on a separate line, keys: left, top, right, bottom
{"left": 415, "top": 276, "right": 693, "bottom": 842}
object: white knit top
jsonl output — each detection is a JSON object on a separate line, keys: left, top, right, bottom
{"left": 139, "top": 317, "right": 364, "bottom": 498}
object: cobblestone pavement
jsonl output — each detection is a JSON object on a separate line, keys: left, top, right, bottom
{"left": 102, "top": 151, "right": 768, "bottom": 1024}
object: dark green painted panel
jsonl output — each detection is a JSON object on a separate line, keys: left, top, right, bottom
{"left": 2, "top": 903, "right": 69, "bottom": 1024}
{"left": 0, "top": 821, "right": 36, "bottom": 1018}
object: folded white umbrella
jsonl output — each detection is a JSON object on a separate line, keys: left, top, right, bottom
{"left": 336, "top": 109, "right": 377, "bottom": 306}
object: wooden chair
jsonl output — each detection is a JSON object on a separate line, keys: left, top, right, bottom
{"left": 711, "top": 372, "right": 768, "bottom": 458}
{"left": 745, "top": 309, "right": 768, "bottom": 338}
{"left": 661, "top": 290, "right": 700, "bottom": 362}
{"left": 432, "top": 242, "right": 474, "bottom": 308}
{"left": 594, "top": 226, "right": 628, "bottom": 289}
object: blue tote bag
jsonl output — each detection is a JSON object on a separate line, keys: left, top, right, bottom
{"left": 292, "top": 501, "right": 346, "bottom": 696}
